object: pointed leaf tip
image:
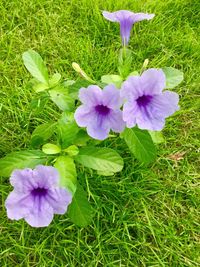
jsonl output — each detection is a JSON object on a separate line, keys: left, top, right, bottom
{"left": 22, "top": 50, "right": 49, "bottom": 84}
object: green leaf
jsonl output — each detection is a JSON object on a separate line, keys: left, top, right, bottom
{"left": 97, "top": 170, "right": 114, "bottom": 176}
{"left": 68, "top": 183, "right": 93, "bottom": 227}
{"left": 122, "top": 128, "right": 156, "bottom": 164}
{"left": 118, "top": 48, "right": 133, "bottom": 79}
{"left": 54, "top": 156, "right": 77, "bottom": 194}
{"left": 30, "top": 94, "right": 49, "bottom": 112}
{"left": 67, "top": 80, "right": 91, "bottom": 99}
{"left": 49, "top": 85, "right": 74, "bottom": 111}
{"left": 148, "top": 131, "right": 165, "bottom": 144}
{"left": 128, "top": 71, "right": 139, "bottom": 77}
{"left": 31, "top": 122, "right": 56, "bottom": 147}
{"left": 73, "top": 130, "right": 90, "bottom": 146}
{"left": 49, "top": 73, "right": 61, "bottom": 87}
{"left": 75, "top": 147, "right": 123, "bottom": 173}
{"left": 63, "top": 145, "right": 79, "bottom": 157}
{"left": 72, "top": 62, "right": 95, "bottom": 83}
{"left": 42, "top": 143, "right": 61, "bottom": 154}
{"left": 162, "top": 67, "right": 184, "bottom": 89}
{"left": 22, "top": 50, "right": 49, "bottom": 84}
{"left": 63, "top": 80, "right": 75, "bottom": 87}
{"left": 57, "top": 113, "right": 79, "bottom": 149}
{"left": 0, "top": 150, "right": 47, "bottom": 177}
{"left": 33, "top": 82, "right": 49, "bottom": 92}
{"left": 101, "top": 74, "right": 123, "bottom": 88}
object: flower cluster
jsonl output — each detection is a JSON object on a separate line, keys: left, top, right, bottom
{"left": 74, "top": 10, "right": 179, "bottom": 140}
{"left": 75, "top": 68, "right": 179, "bottom": 140}
{"left": 3, "top": 9, "right": 182, "bottom": 228}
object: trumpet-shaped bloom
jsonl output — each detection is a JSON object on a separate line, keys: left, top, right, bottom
{"left": 121, "top": 69, "right": 179, "bottom": 131}
{"left": 74, "top": 85, "right": 125, "bottom": 140}
{"left": 5, "top": 165, "right": 72, "bottom": 227}
{"left": 102, "top": 10, "right": 154, "bottom": 46}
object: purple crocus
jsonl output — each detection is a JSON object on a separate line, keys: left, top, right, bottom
{"left": 74, "top": 85, "right": 125, "bottom": 140}
{"left": 5, "top": 165, "right": 72, "bottom": 227}
{"left": 121, "top": 68, "right": 179, "bottom": 131}
{"left": 102, "top": 10, "right": 155, "bottom": 46}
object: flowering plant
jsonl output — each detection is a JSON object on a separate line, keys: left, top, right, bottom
{"left": 1, "top": 10, "right": 183, "bottom": 227}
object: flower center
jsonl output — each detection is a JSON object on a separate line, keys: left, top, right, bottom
{"left": 95, "top": 105, "right": 110, "bottom": 116}
{"left": 31, "top": 187, "right": 48, "bottom": 197}
{"left": 136, "top": 95, "right": 152, "bottom": 107}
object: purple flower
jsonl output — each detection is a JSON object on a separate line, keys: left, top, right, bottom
{"left": 102, "top": 10, "right": 155, "bottom": 46}
{"left": 5, "top": 165, "right": 72, "bottom": 227}
{"left": 121, "top": 69, "right": 179, "bottom": 131}
{"left": 74, "top": 85, "right": 125, "bottom": 140}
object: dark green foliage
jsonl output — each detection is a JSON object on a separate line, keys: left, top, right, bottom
{"left": 68, "top": 183, "right": 94, "bottom": 227}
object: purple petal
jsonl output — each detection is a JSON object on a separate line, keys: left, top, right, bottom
{"left": 102, "top": 84, "right": 122, "bottom": 109}
{"left": 121, "top": 68, "right": 179, "bottom": 131}
{"left": 131, "top": 13, "right": 155, "bottom": 24}
{"left": 103, "top": 11, "right": 135, "bottom": 45}
{"left": 103, "top": 10, "right": 136, "bottom": 23}
{"left": 78, "top": 85, "right": 102, "bottom": 107}
{"left": 75, "top": 83, "right": 127, "bottom": 140}
{"left": 122, "top": 69, "right": 166, "bottom": 99}
{"left": 10, "top": 168, "right": 35, "bottom": 193}
{"left": 33, "top": 165, "right": 60, "bottom": 188}
{"left": 5, "top": 165, "right": 73, "bottom": 227}
{"left": 119, "top": 18, "right": 135, "bottom": 45}
{"left": 137, "top": 118, "right": 165, "bottom": 131}
{"left": 121, "top": 75, "right": 142, "bottom": 101}
{"left": 102, "top": 11, "right": 120, "bottom": 22}
{"left": 132, "top": 101, "right": 165, "bottom": 131}
{"left": 5, "top": 191, "right": 33, "bottom": 220}
{"left": 74, "top": 105, "right": 95, "bottom": 127}
{"left": 150, "top": 91, "right": 179, "bottom": 117}
{"left": 108, "top": 110, "right": 125, "bottom": 132}
{"left": 133, "top": 96, "right": 170, "bottom": 131}
{"left": 140, "top": 69, "right": 166, "bottom": 95}
{"left": 103, "top": 10, "right": 154, "bottom": 24}
{"left": 124, "top": 90, "right": 179, "bottom": 131}
{"left": 122, "top": 102, "right": 139, "bottom": 128}
{"left": 103, "top": 10, "right": 154, "bottom": 45}
{"left": 25, "top": 197, "right": 54, "bottom": 227}
{"left": 87, "top": 114, "right": 110, "bottom": 140}
{"left": 136, "top": 113, "right": 165, "bottom": 131}
{"left": 87, "top": 125, "right": 110, "bottom": 140}
{"left": 46, "top": 188, "right": 72, "bottom": 214}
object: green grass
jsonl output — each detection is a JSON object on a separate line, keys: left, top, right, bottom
{"left": 0, "top": 0, "right": 200, "bottom": 266}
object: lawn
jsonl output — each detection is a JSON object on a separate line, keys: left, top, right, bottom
{"left": 0, "top": 0, "right": 200, "bottom": 266}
